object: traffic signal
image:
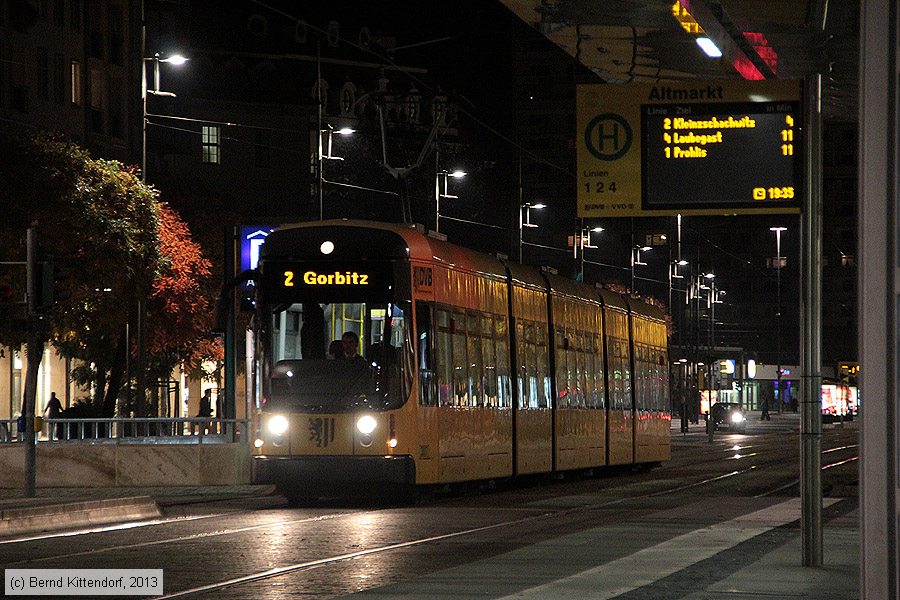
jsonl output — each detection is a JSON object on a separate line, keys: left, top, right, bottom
{"left": 34, "top": 261, "right": 72, "bottom": 311}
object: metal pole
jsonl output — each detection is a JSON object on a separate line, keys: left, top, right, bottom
{"left": 435, "top": 146, "right": 440, "bottom": 233}
{"left": 801, "top": 73, "right": 823, "bottom": 567}
{"left": 317, "top": 41, "right": 323, "bottom": 220}
{"left": 518, "top": 156, "right": 523, "bottom": 262}
{"left": 858, "top": 0, "right": 898, "bottom": 594}
{"left": 707, "top": 280, "right": 715, "bottom": 443}
{"left": 24, "top": 228, "right": 38, "bottom": 497}
{"left": 776, "top": 229, "right": 783, "bottom": 414}
{"left": 630, "top": 247, "right": 635, "bottom": 292}
{"left": 579, "top": 221, "right": 585, "bottom": 281}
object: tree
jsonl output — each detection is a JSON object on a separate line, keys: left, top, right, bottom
{"left": 0, "top": 130, "right": 217, "bottom": 417}
{"left": 145, "top": 203, "right": 223, "bottom": 414}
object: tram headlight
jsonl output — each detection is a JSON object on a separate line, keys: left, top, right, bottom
{"left": 268, "top": 414, "right": 290, "bottom": 436}
{"left": 731, "top": 412, "right": 745, "bottom": 424}
{"left": 356, "top": 415, "right": 377, "bottom": 435}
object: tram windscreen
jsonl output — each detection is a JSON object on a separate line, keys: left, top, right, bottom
{"left": 263, "top": 301, "right": 414, "bottom": 411}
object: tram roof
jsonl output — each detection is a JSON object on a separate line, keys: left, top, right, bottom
{"left": 624, "top": 296, "right": 667, "bottom": 322}
{"left": 544, "top": 271, "right": 601, "bottom": 305}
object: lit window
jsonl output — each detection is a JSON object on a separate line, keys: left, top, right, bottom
{"left": 201, "top": 125, "right": 220, "bottom": 164}
{"left": 70, "top": 61, "right": 82, "bottom": 105}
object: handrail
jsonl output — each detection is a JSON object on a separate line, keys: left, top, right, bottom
{"left": 0, "top": 417, "right": 253, "bottom": 445}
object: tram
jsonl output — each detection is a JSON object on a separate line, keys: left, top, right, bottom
{"left": 249, "top": 220, "right": 670, "bottom": 501}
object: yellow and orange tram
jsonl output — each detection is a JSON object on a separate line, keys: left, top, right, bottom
{"left": 252, "top": 220, "right": 670, "bottom": 500}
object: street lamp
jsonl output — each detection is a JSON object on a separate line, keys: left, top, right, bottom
{"left": 630, "top": 245, "right": 651, "bottom": 292}
{"left": 317, "top": 125, "right": 354, "bottom": 219}
{"left": 518, "top": 202, "right": 545, "bottom": 262}
{"left": 434, "top": 168, "right": 465, "bottom": 234}
{"left": 770, "top": 226, "right": 787, "bottom": 413}
{"left": 575, "top": 226, "right": 604, "bottom": 281}
{"left": 141, "top": 53, "right": 187, "bottom": 183}
{"left": 138, "top": 51, "right": 185, "bottom": 418}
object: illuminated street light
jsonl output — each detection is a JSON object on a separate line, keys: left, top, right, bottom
{"left": 630, "top": 245, "right": 652, "bottom": 292}
{"left": 434, "top": 168, "right": 466, "bottom": 234}
{"left": 141, "top": 52, "right": 188, "bottom": 183}
{"left": 518, "top": 203, "right": 546, "bottom": 262}
{"left": 576, "top": 226, "right": 604, "bottom": 281}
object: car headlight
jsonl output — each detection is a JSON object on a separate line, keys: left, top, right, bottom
{"left": 731, "top": 412, "right": 745, "bottom": 424}
{"left": 356, "top": 415, "right": 377, "bottom": 435}
{"left": 267, "top": 414, "right": 289, "bottom": 435}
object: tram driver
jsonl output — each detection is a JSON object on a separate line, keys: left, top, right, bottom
{"left": 341, "top": 331, "right": 366, "bottom": 362}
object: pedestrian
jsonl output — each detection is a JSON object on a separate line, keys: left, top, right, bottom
{"left": 760, "top": 396, "right": 771, "bottom": 421}
{"left": 197, "top": 389, "right": 213, "bottom": 433}
{"left": 43, "top": 391, "right": 63, "bottom": 440}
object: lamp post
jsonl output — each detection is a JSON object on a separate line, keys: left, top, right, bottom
{"left": 518, "top": 203, "right": 545, "bottom": 263}
{"left": 704, "top": 272, "right": 717, "bottom": 441}
{"left": 770, "top": 226, "right": 787, "bottom": 413}
{"left": 575, "top": 225, "right": 603, "bottom": 281}
{"left": 630, "top": 245, "right": 651, "bottom": 293}
{"left": 434, "top": 168, "right": 465, "bottom": 234}
{"left": 317, "top": 125, "right": 354, "bottom": 219}
{"left": 139, "top": 51, "right": 185, "bottom": 418}
{"left": 669, "top": 259, "right": 688, "bottom": 312}
{"left": 141, "top": 53, "right": 186, "bottom": 183}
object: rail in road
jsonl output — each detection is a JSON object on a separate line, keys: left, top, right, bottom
{"left": 0, "top": 426, "right": 858, "bottom": 599}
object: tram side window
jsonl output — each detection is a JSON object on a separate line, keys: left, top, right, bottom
{"left": 468, "top": 312, "right": 484, "bottom": 407}
{"left": 621, "top": 337, "right": 633, "bottom": 406}
{"left": 451, "top": 311, "right": 469, "bottom": 407}
{"left": 517, "top": 320, "right": 529, "bottom": 409}
{"left": 482, "top": 314, "right": 498, "bottom": 408}
{"left": 635, "top": 344, "right": 648, "bottom": 412}
{"left": 566, "top": 327, "right": 578, "bottom": 408}
{"left": 592, "top": 333, "right": 605, "bottom": 409}
{"left": 555, "top": 327, "right": 568, "bottom": 408}
{"left": 417, "top": 302, "right": 436, "bottom": 406}
{"left": 536, "top": 324, "right": 550, "bottom": 409}
{"left": 576, "top": 331, "right": 588, "bottom": 408}
{"left": 436, "top": 308, "right": 454, "bottom": 407}
{"left": 610, "top": 338, "right": 624, "bottom": 411}
{"left": 495, "top": 316, "right": 511, "bottom": 408}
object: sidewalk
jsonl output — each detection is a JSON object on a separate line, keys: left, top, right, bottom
{"left": 354, "top": 497, "right": 859, "bottom": 599}
{"left": 0, "top": 484, "right": 276, "bottom": 537}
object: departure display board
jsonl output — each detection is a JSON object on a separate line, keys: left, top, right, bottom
{"left": 577, "top": 81, "right": 803, "bottom": 217}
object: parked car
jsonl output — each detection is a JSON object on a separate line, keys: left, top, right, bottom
{"left": 711, "top": 402, "right": 747, "bottom": 433}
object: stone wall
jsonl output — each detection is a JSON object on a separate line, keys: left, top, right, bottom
{"left": 0, "top": 444, "right": 251, "bottom": 487}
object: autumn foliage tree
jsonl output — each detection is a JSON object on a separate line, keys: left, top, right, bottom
{"left": 146, "top": 203, "right": 222, "bottom": 396}
{"left": 0, "top": 130, "right": 219, "bottom": 416}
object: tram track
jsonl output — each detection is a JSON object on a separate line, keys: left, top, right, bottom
{"left": 153, "top": 438, "right": 858, "bottom": 598}
{"left": 0, "top": 431, "right": 857, "bottom": 596}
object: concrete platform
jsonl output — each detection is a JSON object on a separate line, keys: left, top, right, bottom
{"left": 353, "top": 496, "right": 859, "bottom": 599}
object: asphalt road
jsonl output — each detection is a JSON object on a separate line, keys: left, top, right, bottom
{"left": 0, "top": 421, "right": 858, "bottom": 599}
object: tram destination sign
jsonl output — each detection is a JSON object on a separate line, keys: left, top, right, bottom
{"left": 576, "top": 80, "right": 803, "bottom": 217}
{"left": 260, "top": 260, "right": 395, "bottom": 303}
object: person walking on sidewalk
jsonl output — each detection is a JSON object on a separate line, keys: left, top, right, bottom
{"left": 43, "top": 392, "right": 63, "bottom": 440}
{"left": 760, "top": 396, "right": 771, "bottom": 421}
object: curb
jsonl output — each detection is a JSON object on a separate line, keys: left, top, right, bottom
{"left": 0, "top": 496, "right": 161, "bottom": 537}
